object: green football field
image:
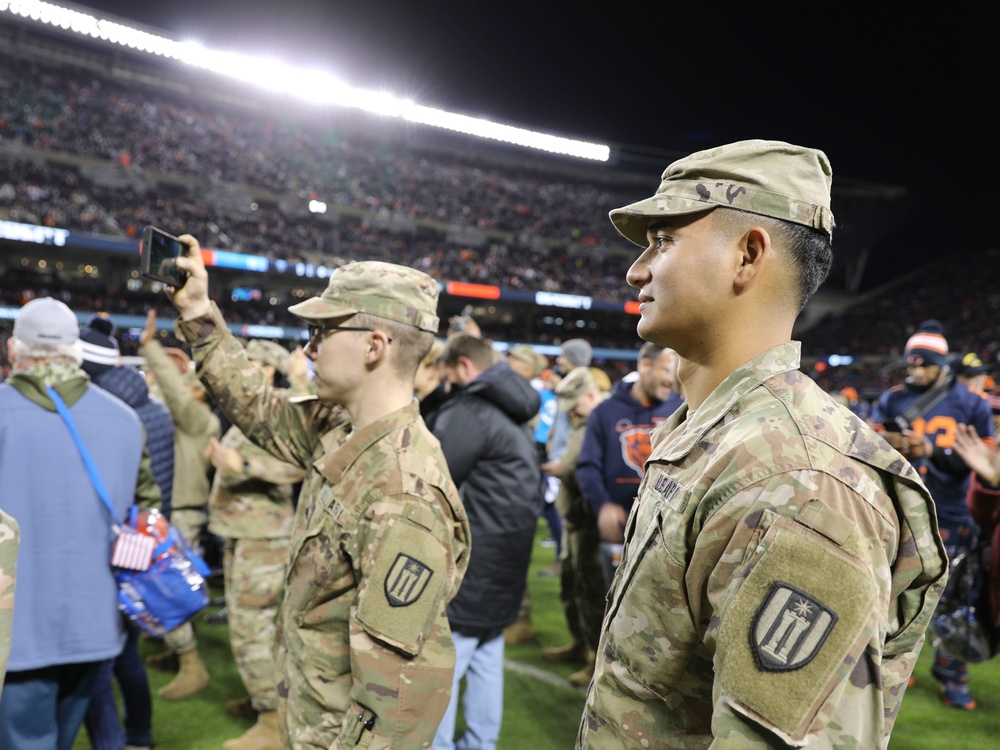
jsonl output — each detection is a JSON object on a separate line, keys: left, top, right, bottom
{"left": 74, "top": 520, "right": 1000, "bottom": 749}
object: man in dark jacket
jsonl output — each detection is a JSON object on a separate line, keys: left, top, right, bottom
{"left": 78, "top": 313, "right": 175, "bottom": 750}
{"left": 430, "top": 333, "right": 541, "bottom": 750}
{"left": 576, "top": 342, "right": 683, "bottom": 588}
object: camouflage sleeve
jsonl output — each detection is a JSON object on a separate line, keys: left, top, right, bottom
{"left": 139, "top": 338, "right": 215, "bottom": 436}
{"left": 174, "top": 303, "right": 343, "bottom": 468}
{"left": 134, "top": 442, "right": 164, "bottom": 509}
{"left": 219, "top": 433, "right": 308, "bottom": 488}
{"left": 698, "top": 470, "right": 942, "bottom": 747}
{"left": 0, "top": 509, "right": 19, "bottom": 697}
{"left": 342, "top": 492, "right": 458, "bottom": 750}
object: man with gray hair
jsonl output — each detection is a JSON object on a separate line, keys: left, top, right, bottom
{"left": 0, "top": 297, "right": 159, "bottom": 749}
{"left": 578, "top": 140, "right": 947, "bottom": 748}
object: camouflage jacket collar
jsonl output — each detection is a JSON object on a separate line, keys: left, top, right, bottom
{"left": 315, "top": 399, "right": 421, "bottom": 485}
{"left": 652, "top": 341, "right": 801, "bottom": 461}
{"left": 6, "top": 362, "right": 91, "bottom": 411}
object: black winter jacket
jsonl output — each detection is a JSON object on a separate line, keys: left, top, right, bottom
{"left": 432, "top": 361, "right": 542, "bottom": 630}
{"left": 94, "top": 366, "right": 176, "bottom": 516}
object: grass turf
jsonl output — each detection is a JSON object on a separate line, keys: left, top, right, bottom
{"left": 73, "top": 520, "right": 1000, "bottom": 749}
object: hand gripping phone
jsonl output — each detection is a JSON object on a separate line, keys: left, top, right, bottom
{"left": 140, "top": 226, "right": 189, "bottom": 287}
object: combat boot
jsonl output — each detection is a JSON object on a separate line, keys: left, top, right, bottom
{"left": 221, "top": 710, "right": 281, "bottom": 750}
{"left": 503, "top": 613, "right": 537, "bottom": 645}
{"left": 543, "top": 640, "right": 588, "bottom": 663}
{"left": 158, "top": 649, "right": 210, "bottom": 700}
{"left": 568, "top": 647, "right": 596, "bottom": 687}
{"left": 144, "top": 649, "right": 178, "bottom": 672}
{"left": 225, "top": 697, "right": 258, "bottom": 720}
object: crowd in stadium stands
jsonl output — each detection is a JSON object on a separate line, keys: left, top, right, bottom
{"left": 0, "top": 50, "right": 641, "bottom": 302}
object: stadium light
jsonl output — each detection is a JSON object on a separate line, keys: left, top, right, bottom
{"left": 0, "top": 0, "right": 611, "bottom": 161}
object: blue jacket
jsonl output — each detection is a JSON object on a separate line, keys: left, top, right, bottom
{"left": 0, "top": 371, "right": 141, "bottom": 670}
{"left": 576, "top": 379, "right": 683, "bottom": 516}
{"left": 94, "top": 365, "right": 175, "bottom": 516}
{"left": 872, "top": 379, "right": 994, "bottom": 523}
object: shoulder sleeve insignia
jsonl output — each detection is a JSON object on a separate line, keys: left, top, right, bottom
{"left": 384, "top": 553, "right": 435, "bottom": 607}
{"left": 751, "top": 582, "right": 837, "bottom": 672}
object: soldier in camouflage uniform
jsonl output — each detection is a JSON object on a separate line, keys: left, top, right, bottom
{"left": 204, "top": 339, "right": 309, "bottom": 750}
{"left": 0, "top": 509, "right": 18, "bottom": 699}
{"left": 577, "top": 140, "right": 949, "bottom": 749}
{"left": 166, "top": 237, "right": 470, "bottom": 750}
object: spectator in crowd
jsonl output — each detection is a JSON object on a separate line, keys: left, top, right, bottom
{"left": 0, "top": 510, "right": 18, "bottom": 697}
{"left": 578, "top": 140, "right": 948, "bottom": 748}
{"left": 871, "top": 320, "right": 995, "bottom": 709}
{"left": 545, "top": 338, "right": 593, "bottom": 467}
{"left": 952, "top": 352, "right": 990, "bottom": 393}
{"left": 415, "top": 338, "right": 448, "bottom": 429}
{"left": 0, "top": 297, "right": 159, "bottom": 748}
{"left": 431, "top": 333, "right": 542, "bottom": 750}
{"left": 167, "top": 240, "right": 470, "bottom": 750}
{"left": 503, "top": 344, "right": 555, "bottom": 644}
{"left": 139, "top": 310, "right": 221, "bottom": 701}
{"left": 78, "top": 314, "right": 175, "bottom": 750}
{"left": 542, "top": 367, "right": 607, "bottom": 687}
{"left": 576, "top": 342, "right": 683, "bottom": 588}
{"left": 203, "top": 339, "right": 308, "bottom": 750}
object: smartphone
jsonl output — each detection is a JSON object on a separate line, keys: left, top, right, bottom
{"left": 140, "top": 226, "right": 189, "bottom": 287}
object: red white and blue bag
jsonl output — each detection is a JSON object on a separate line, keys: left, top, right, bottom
{"left": 48, "top": 387, "right": 210, "bottom": 636}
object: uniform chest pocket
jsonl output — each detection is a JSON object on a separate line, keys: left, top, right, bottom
{"left": 285, "top": 490, "right": 355, "bottom": 624}
{"left": 603, "top": 497, "right": 701, "bottom": 700}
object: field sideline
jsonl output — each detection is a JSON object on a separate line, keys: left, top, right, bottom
{"left": 73, "top": 521, "right": 1000, "bottom": 749}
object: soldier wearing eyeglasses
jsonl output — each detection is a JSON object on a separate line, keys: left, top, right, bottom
{"left": 165, "top": 236, "right": 470, "bottom": 750}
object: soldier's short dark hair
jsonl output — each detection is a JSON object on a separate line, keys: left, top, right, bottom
{"left": 712, "top": 207, "right": 832, "bottom": 312}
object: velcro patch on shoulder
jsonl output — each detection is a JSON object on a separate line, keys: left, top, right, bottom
{"left": 716, "top": 517, "right": 878, "bottom": 743}
{"left": 356, "top": 518, "right": 447, "bottom": 656}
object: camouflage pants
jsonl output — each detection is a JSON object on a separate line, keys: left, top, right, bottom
{"left": 559, "top": 521, "right": 607, "bottom": 652}
{"left": 163, "top": 508, "right": 208, "bottom": 655}
{"left": 225, "top": 536, "right": 289, "bottom": 712}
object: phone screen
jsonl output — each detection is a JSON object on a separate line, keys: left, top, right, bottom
{"left": 141, "top": 226, "right": 188, "bottom": 287}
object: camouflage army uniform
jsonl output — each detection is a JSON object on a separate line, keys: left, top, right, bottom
{"left": 141, "top": 338, "right": 221, "bottom": 657}
{"left": 209, "top": 423, "right": 306, "bottom": 712}
{"left": 0, "top": 510, "right": 18, "bottom": 698}
{"left": 578, "top": 343, "right": 948, "bottom": 749}
{"left": 176, "top": 303, "right": 470, "bottom": 750}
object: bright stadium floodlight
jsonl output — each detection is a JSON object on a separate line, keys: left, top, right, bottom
{"left": 0, "top": 0, "right": 611, "bottom": 162}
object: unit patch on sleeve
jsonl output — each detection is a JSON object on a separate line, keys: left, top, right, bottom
{"left": 385, "top": 553, "right": 434, "bottom": 607}
{"left": 751, "top": 582, "right": 837, "bottom": 672}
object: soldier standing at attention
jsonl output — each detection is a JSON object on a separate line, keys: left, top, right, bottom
{"left": 577, "top": 140, "right": 948, "bottom": 749}
{"left": 166, "top": 237, "right": 470, "bottom": 750}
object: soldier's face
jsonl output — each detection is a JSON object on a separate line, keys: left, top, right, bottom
{"left": 305, "top": 320, "right": 368, "bottom": 403}
{"left": 626, "top": 212, "right": 730, "bottom": 352}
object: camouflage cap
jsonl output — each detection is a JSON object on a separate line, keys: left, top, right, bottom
{"left": 506, "top": 345, "right": 549, "bottom": 378}
{"left": 287, "top": 260, "right": 440, "bottom": 333}
{"left": 556, "top": 366, "right": 597, "bottom": 410}
{"left": 609, "top": 139, "right": 835, "bottom": 247}
{"left": 246, "top": 339, "right": 290, "bottom": 375}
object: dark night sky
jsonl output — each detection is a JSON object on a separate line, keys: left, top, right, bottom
{"left": 53, "top": 2, "right": 1000, "bottom": 287}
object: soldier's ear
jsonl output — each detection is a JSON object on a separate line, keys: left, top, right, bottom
{"left": 733, "top": 226, "right": 771, "bottom": 289}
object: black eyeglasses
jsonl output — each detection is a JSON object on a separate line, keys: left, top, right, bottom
{"left": 306, "top": 324, "right": 393, "bottom": 348}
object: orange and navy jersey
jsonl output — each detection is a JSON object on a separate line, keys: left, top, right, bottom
{"left": 872, "top": 381, "right": 995, "bottom": 522}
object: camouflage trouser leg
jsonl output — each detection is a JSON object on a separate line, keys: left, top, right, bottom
{"left": 170, "top": 508, "right": 208, "bottom": 559}
{"left": 566, "top": 523, "right": 606, "bottom": 652}
{"left": 161, "top": 509, "right": 207, "bottom": 655}
{"left": 225, "top": 537, "right": 288, "bottom": 712}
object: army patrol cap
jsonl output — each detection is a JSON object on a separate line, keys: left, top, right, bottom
{"left": 13, "top": 297, "right": 79, "bottom": 345}
{"left": 610, "top": 139, "right": 835, "bottom": 247}
{"left": 506, "top": 345, "right": 548, "bottom": 378}
{"left": 556, "top": 366, "right": 597, "bottom": 410}
{"left": 288, "top": 260, "right": 440, "bottom": 333}
{"left": 246, "top": 339, "right": 290, "bottom": 375}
